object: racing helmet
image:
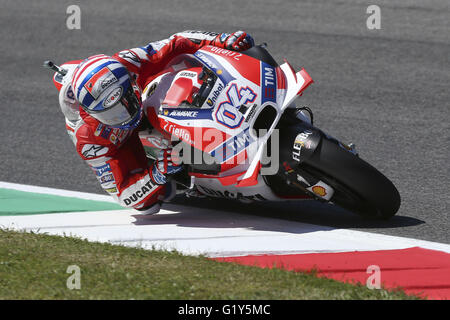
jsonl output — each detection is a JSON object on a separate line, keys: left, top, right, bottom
{"left": 71, "top": 54, "right": 142, "bottom": 130}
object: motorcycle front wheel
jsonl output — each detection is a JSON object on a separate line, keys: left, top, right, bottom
{"left": 300, "top": 137, "right": 401, "bottom": 219}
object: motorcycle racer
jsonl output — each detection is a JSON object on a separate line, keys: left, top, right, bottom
{"left": 58, "top": 30, "right": 255, "bottom": 215}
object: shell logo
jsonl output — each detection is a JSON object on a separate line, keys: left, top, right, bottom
{"left": 312, "top": 186, "right": 327, "bottom": 197}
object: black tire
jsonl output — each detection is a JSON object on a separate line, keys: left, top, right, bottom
{"left": 302, "top": 137, "right": 401, "bottom": 219}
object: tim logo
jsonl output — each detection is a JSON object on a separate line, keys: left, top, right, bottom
{"left": 215, "top": 84, "right": 257, "bottom": 129}
{"left": 261, "top": 63, "right": 276, "bottom": 104}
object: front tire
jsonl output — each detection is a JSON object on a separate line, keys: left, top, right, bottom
{"left": 301, "top": 137, "right": 401, "bottom": 219}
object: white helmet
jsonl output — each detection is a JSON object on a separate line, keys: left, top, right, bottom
{"left": 71, "top": 54, "right": 142, "bottom": 129}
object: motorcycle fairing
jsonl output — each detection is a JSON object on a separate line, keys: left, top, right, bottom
{"left": 149, "top": 46, "right": 313, "bottom": 189}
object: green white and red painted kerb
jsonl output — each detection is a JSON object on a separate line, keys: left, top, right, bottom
{"left": 1, "top": 181, "right": 449, "bottom": 299}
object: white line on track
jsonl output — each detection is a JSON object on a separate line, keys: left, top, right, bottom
{"left": 1, "top": 181, "right": 449, "bottom": 257}
{"left": 0, "top": 181, "right": 115, "bottom": 202}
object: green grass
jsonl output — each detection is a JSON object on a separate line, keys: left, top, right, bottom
{"left": 0, "top": 229, "right": 418, "bottom": 300}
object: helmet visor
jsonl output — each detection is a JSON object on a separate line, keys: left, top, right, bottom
{"left": 89, "top": 85, "right": 141, "bottom": 127}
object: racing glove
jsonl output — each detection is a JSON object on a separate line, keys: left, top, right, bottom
{"left": 213, "top": 31, "right": 255, "bottom": 51}
{"left": 150, "top": 147, "right": 183, "bottom": 185}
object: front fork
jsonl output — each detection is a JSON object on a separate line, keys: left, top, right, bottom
{"left": 275, "top": 110, "right": 339, "bottom": 201}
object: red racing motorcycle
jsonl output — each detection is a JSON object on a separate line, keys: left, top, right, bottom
{"left": 46, "top": 44, "right": 401, "bottom": 219}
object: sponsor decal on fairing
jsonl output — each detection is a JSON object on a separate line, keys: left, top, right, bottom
{"left": 244, "top": 104, "right": 258, "bottom": 123}
{"left": 168, "top": 110, "right": 198, "bottom": 118}
{"left": 215, "top": 84, "right": 256, "bottom": 129}
{"left": 292, "top": 130, "right": 313, "bottom": 162}
{"left": 261, "top": 62, "right": 277, "bottom": 104}
{"left": 162, "top": 121, "right": 195, "bottom": 145}
{"left": 209, "top": 47, "right": 242, "bottom": 61}
{"left": 206, "top": 82, "right": 225, "bottom": 107}
{"left": 210, "top": 127, "right": 254, "bottom": 163}
{"left": 306, "top": 181, "right": 334, "bottom": 200}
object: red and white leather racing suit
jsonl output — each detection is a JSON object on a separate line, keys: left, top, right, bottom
{"left": 60, "top": 30, "right": 251, "bottom": 215}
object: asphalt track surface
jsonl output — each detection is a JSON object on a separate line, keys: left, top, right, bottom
{"left": 0, "top": 0, "right": 448, "bottom": 243}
